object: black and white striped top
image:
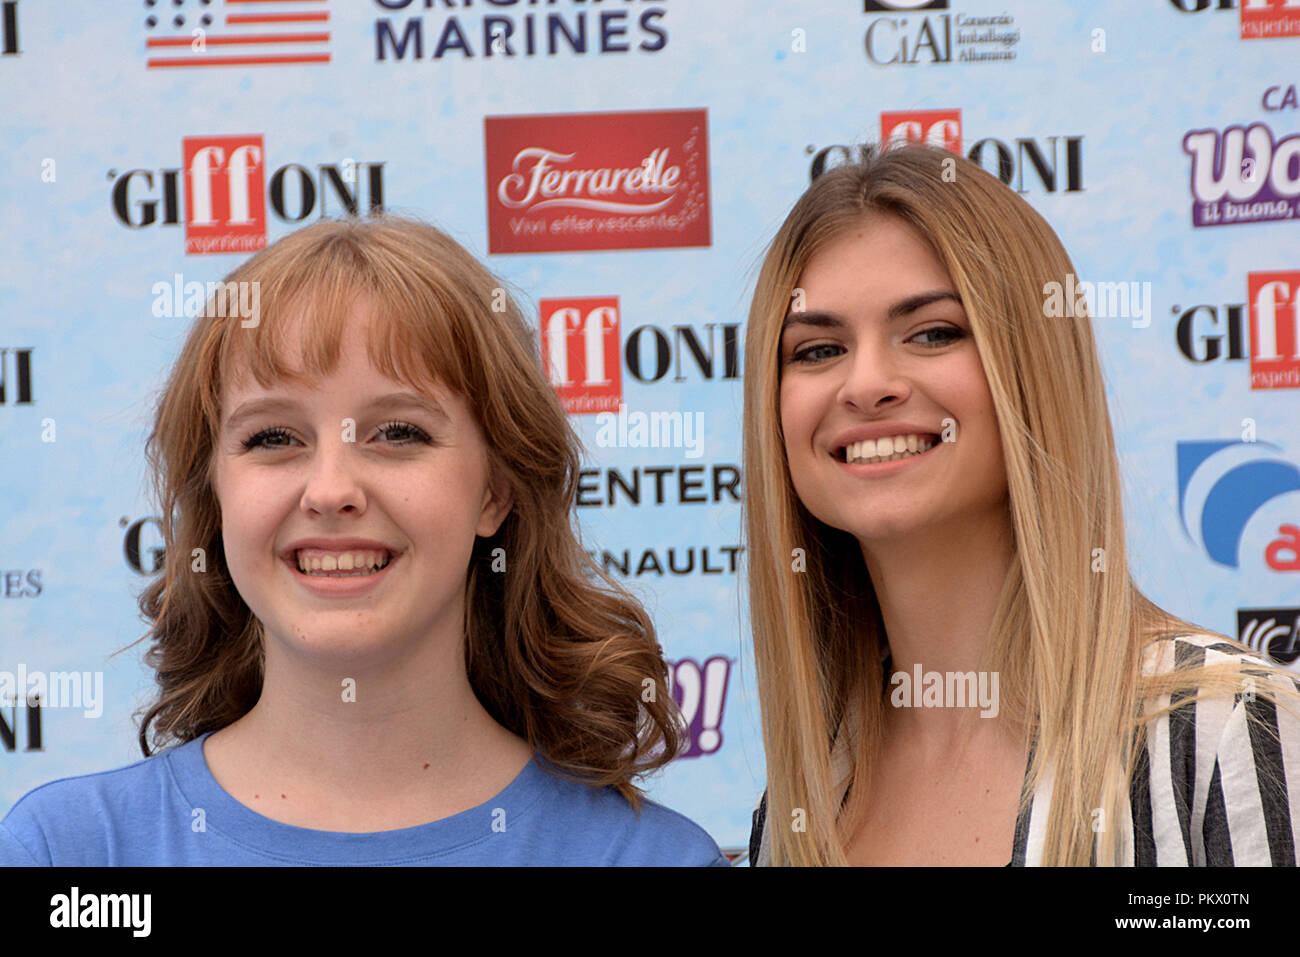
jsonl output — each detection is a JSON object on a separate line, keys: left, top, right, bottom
{"left": 749, "top": 634, "right": 1300, "bottom": 866}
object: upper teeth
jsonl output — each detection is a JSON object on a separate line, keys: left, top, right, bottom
{"left": 844, "top": 434, "right": 932, "bottom": 464}
{"left": 295, "top": 550, "right": 390, "bottom": 572}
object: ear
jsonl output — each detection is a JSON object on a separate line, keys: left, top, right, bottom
{"left": 475, "top": 468, "right": 514, "bottom": 539}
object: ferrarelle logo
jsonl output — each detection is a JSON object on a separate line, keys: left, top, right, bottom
{"left": 495, "top": 147, "right": 682, "bottom": 213}
{"left": 484, "top": 109, "right": 710, "bottom": 254}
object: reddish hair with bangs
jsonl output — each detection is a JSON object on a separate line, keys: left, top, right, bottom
{"left": 130, "top": 215, "right": 682, "bottom": 804}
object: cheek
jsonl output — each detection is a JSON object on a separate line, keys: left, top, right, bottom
{"left": 778, "top": 388, "right": 825, "bottom": 508}
{"left": 950, "top": 365, "right": 1006, "bottom": 487}
{"left": 972, "top": 385, "right": 1000, "bottom": 436}
{"left": 778, "top": 383, "right": 812, "bottom": 454}
{"left": 414, "top": 464, "right": 487, "bottom": 527}
{"left": 944, "top": 356, "right": 998, "bottom": 427}
{"left": 214, "top": 464, "right": 294, "bottom": 560}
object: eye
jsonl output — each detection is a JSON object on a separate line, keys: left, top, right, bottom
{"left": 376, "top": 420, "right": 433, "bottom": 446}
{"left": 239, "top": 421, "right": 434, "bottom": 450}
{"left": 789, "top": 342, "right": 845, "bottom": 364}
{"left": 910, "top": 325, "right": 964, "bottom": 348}
{"left": 241, "top": 426, "right": 295, "bottom": 451}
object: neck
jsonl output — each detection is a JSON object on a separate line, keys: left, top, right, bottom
{"left": 860, "top": 501, "right": 1017, "bottom": 750}
{"left": 209, "top": 604, "right": 531, "bottom": 805}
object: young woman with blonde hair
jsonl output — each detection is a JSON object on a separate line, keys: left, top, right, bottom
{"left": 744, "top": 142, "right": 1300, "bottom": 867}
{"left": 0, "top": 215, "right": 726, "bottom": 866}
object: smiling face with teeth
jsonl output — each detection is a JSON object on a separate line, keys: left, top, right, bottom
{"left": 778, "top": 212, "right": 1008, "bottom": 544}
{"left": 212, "top": 298, "right": 513, "bottom": 667}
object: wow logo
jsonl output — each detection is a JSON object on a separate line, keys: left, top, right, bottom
{"left": 666, "top": 656, "right": 731, "bottom": 757}
{"left": 1183, "top": 123, "right": 1300, "bottom": 228}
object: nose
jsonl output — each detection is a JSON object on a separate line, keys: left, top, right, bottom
{"left": 299, "top": 438, "right": 366, "bottom": 515}
{"left": 836, "top": 335, "right": 911, "bottom": 412}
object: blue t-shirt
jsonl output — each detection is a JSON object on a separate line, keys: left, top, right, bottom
{"left": 0, "top": 732, "right": 729, "bottom": 866}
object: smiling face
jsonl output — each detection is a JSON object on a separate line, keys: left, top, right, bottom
{"left": 211, "top": 297, "right": 512, "bottom": 667}
{"left": 778, "top": 212, "right": 1008, "bottom": 544}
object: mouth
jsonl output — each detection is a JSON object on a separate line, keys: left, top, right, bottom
{"left": 290, "top": 548, "right": 398, "bottom": 578}
{"left": 834, "top": 432, "right": 941, "bottom": 465}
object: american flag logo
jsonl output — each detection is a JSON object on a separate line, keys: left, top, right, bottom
{"left": 143, "top": 0, "right": 330, "bottom": 69}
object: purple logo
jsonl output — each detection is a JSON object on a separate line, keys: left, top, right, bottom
{"left": 1183, "top": 123, "right": 1300, "bottom": 227}
{"left": 667, "top": 656, "right": 732, "bottom": 757}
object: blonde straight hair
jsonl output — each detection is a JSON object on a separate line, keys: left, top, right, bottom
{"left": 743, "top": 142, "right": 1300, "bottom": 866}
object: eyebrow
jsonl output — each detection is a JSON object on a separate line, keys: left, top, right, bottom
{"left": 223, "top": 391, "right": 451, "bottom": 433}
{"left": 781, "top": 290, "right": 963, "bottom": 332}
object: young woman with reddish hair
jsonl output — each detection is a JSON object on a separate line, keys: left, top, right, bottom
{"left": 1, "top": 216, "right": 726, "bottom": 867}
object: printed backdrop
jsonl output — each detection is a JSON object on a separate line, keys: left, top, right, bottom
{"left": 2, "top": 0, "right": 1299, "bottom": 864}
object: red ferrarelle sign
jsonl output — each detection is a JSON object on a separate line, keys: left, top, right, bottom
{"left": 484, "top": 108, "right": 710, "bottom": 253}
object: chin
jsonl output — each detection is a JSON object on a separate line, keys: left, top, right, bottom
{"left": 846, "top": 523, "right": 923, "bottom": 545}
{"left": 831, "top": 509, "right": 939, "bottom": 544}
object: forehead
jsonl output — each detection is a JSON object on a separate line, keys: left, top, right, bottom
{"left": 797, "top": 214, "right": 952, "bottom": 301}
{"left": 219, "top": 298, "right": 448, "bottom": 408}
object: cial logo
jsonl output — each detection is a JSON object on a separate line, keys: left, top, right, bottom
{"left": 1183, "top": 123, "right": 1300, "bottom": 226}
{"left": 1177, "top": 440, "right": 1300, "bottom": 569}
{"left": 144, "top": 0, "right": 332, "bottom": 69}
{"left": 1238, "top": 607, "right": 1300, "bottom": 664}
{"left": 485, "top": 109, "right": 710, "bottom": 254}
{"left": 1176, "top": 270, "right": 1300, "bottom": 389}
{"left": 109, "top": 136, "right": 385, "bottom": 254}
{"left": 862, "top": 0, "right": 1020, "bottom": 66}
{"left": 813, "top": 109, "right": 1083, "bottom": 194}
